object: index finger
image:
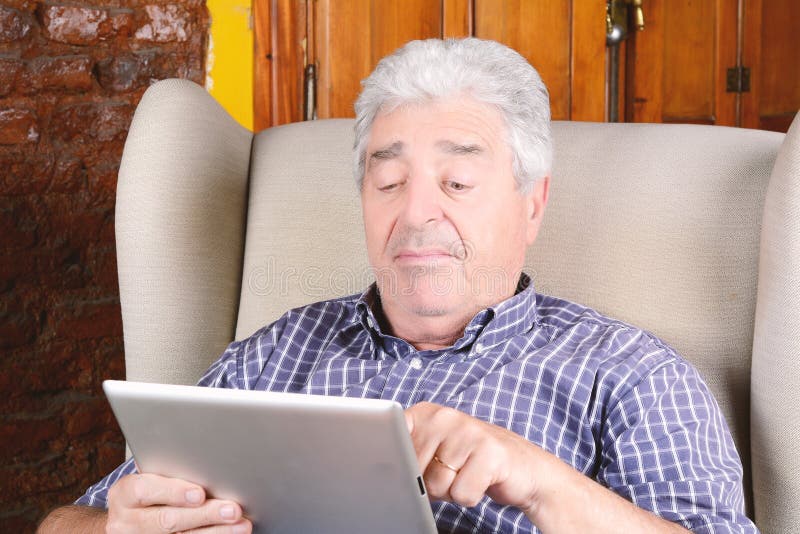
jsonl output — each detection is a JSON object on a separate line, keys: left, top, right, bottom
{"left": 113, "top": 473, "right": 206, "bottom": 509}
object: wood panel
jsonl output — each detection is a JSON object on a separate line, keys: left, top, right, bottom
{"left": 443, "top": 0, "right": 472, "bottom": 37}
{"left": 570, "top": 0, "right": 606, "bottom": 121}
{"left": 253, "top": 0, "right": 307, "bottom": 129}
{"left": 253, "top": 0, "right": 272, "bottom": 130}
{"left": 474, "top": 0, "right": 572, "bottom": 120}
{"left": 628, "top": 0, "right": 664, "bottom": 123}
{"left": 713, "top": 0, "right": 738, "bottom": 126}
{"left": 314, "top": 0, "right": 441, "bottom": 119}
{"left": 757, "top": 0, "right": 799, "bottom": 131}
{"left": 628, "top": 0, "right": 739, "bottom": 126}
{"left": 662, "top": 0, "right": 716, "bottom": 122}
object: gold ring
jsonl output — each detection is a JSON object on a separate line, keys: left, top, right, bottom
{"left": 433, "top": 455, "right": 460, "bottom": 474}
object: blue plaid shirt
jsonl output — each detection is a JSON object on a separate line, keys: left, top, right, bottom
{"left": 77, "top": 275, "right": 757, "bottom": 533}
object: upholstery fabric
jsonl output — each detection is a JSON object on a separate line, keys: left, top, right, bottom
{"left": 751, "top": 112, "right": 800, "bottom": 530}
{"left": 116, "top": 79, "right": 252, "bottom": 384}
{"left": 117, "top": 79, "right": 797, "bottom": 533}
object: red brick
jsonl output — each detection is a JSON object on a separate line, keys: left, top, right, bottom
{"left": 51, "top": 297, "right": 122, "bottom": 340}
{"left": 97, "top": 439, "right": 126, "bottom": 474}
{"left": 0, "top": 198, "right": 38, "bottom": 249}
{"left": 135, "top": 4, "right": 191, "bottom": 42}
{"left": 96, "top": 50, "right": 160, "bottom": 92}
{"left": 0, "top": 251, "right": 36, "bottom": 291}
{"left": 21, "top": 55, "right": 95, "bottom": 93}
{"left": 49, "top": 155, "right": 86, "bottom": 193}
{"left": 0, "top": 511, "right": 36, "bottom": 534}
{"left": 0, "top": 417, "right": 61, "bottom": 458}
{"left": 0, "top": 58, "right": 24, "bottom": 97}
{"left": 0, "top": 6, "right": 32, "bottom": 43}
{"left": 0, "top": 312, "right": 38, "bottom": 349}
{"left": 0, "top": 342, "right": 93, "bottom": 399}
{"left": 87, "top": 243, "right": 119, "bottom": 292}
{"left": 1, "top": 1, "right": 37, "bottom": 11}
{"left": 0, "top": 108, "right": 39, "bottom": 145}
{"left": 0, "top": 149, "right": 58, "bottom": 194}
{"left": 2, "top": 447, "right": 92, "bottom": 501}
{"left": 40, "top": 5, "right": 134, "bottom": 46}
{"left": 52, "top": 102, "right": 133, "bottom": 143}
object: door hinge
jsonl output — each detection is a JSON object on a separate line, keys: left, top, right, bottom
{"left": 726, "top": 66, "right": 750, "bottom": 93}
{"left": 303, "top": 63, "right": 317, "bottom": 121}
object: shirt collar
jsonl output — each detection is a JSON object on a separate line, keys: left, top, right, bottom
{"left": 354, "top": 272, "right": 539, "bottom": 352}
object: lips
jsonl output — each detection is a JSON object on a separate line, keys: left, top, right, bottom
{"left": 394, "top": 249, "right": 453, "bottom": 262}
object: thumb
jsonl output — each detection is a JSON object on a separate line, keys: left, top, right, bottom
{"left": 404, "top": 409, "right": 415, "bottom": 434}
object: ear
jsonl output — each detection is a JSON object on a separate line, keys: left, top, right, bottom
{"left": 525, "top": 175, "right": 550, "bottom": 245}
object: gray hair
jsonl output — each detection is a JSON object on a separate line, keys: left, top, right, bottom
{"left": 354, "top": 38, "right": 552, "bottom": 193}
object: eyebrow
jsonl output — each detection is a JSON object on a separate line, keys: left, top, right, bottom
{"left": 368, "top": 141, "right": 404, "bottom": 165}
{"left": 435, "top": 140, "right": 484, "bottom": 155}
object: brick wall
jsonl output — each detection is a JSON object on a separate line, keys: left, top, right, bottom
{"left": 0, "top": 1, "right": 209, "bottom": 530}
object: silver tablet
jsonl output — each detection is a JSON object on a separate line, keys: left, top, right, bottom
{"left": 103, "top": 380, "right": 438, "bottom": 534}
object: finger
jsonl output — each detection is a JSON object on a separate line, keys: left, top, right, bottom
{"left": 404, "top": 409, "right": 414, "bottom": 434}
{"left": 112, "top": 473, "right": 207, "bottom": 509}
{"left": 448, "top": 454, "right": 494, "bottom": 508}
{"left": 423, "top": 457, "right": 458, "bottom": 502}
{"left": 183, "top": 518, "right": 252, "bottom": 533}
{"left": 143, "top": 499, "right": 244, "bottom": 533}
{"left": 405, "top": 402, "right": 437, "bottom": 437}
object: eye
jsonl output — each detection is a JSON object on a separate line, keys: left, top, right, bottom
{"left": 445, "top": 180, "right": 471, "bottom": 192}
{"left": 378, "top": 181, "right": 401, "bottom": 192}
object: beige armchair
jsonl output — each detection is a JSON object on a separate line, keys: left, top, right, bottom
{"left": 115, "top": 79, "right": 798, "bottom": 533}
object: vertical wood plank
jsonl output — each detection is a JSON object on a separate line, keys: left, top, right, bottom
{"left": 475, "top": 0, "right": 572, "bottom": 120}
{"left": 739, "top": 0, "right": 761, "bottom": 129}
{"left": 443, "top": 0, "right": 472, "bottom": 38}
{"left": 713, "top": 0, "right": 738, "bottom": 126}
{"left": 315, "top": 0, "right": 441, "bottom": 119}
{"left": 253, "top": 0, "right": 272, "bottom": 131}
{"left": 630, "top": 0, "right": 664, "bottom": 122}
{"left": 371, "top": 0, "right": 441, "bottom": 62}
{"left": 269, "top": 0, "right": 306, "bottom": 125}
{"left": 757, "top": 0, "right": 799, "bottom": 131}
{"left": 662, "top": 0, "right": 716, "bottom": 122}
{"left": 570, "top": 0, "right": 606, "bottom": 121}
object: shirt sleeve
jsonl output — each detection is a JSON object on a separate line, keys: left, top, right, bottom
{"left": 598, "top": 357, "right": 758, "bottom": 533}
{"left": 72, "top": 331, "right": 263, "bottom": 508}
{"left": 73, "top": 457, "right": 137, "bottom": 508}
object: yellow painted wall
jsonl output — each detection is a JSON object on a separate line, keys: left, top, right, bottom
{"left": 206, "top": 0, "right": 253, "bottom": 131}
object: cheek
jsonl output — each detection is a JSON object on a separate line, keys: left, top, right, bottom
{"left": 363, "top": 204, "right": 393, "bottom": 258}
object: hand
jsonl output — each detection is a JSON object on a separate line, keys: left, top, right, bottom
{"left": 106, "top": 473, "right": 252, "bottom": 533}
{"left": 405, "top": 402, "right": 551, "bottom": 514}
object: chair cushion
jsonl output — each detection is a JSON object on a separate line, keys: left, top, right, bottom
{"left": 751, "top": 111, "right": 800, "bottom": 531}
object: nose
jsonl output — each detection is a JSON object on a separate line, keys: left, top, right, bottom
{"left": 397, "top": 170, "right": 444, "bottom": 228}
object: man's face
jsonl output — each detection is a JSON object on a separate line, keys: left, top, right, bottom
{"left": 361, "top": 96, "right": 549, "bottom": 323}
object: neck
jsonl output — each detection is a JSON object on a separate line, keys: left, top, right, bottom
{"left": 376, "top": 305, "right": 475, "bottom": 351}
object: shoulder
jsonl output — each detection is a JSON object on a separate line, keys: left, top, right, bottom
{"left": 533, "top": 292, "right": 696, "bottom": 388}
{"left": 198, "top": 293, "right": 364, "bottom": 388}
{"left": 236, "top": 292, "right": 363, "bottom": 348}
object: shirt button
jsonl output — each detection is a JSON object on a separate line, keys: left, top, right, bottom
{"left": 474, "top": 342, "right": 484, "bottom": 354}
{"left": 367, "top": 317, "right": 375, "bottom": 329}
{"left": 410, "top": 357, "right": 423, "bottom": 370}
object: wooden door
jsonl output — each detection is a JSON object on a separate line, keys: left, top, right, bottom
{"left": 253, "top": 0, "right": 607, "bottom": 130}
{"left": 625, "top": 0, "right": 798, "bottom": 130}
{"left": 742, "top": 0, "right": 800, "bottom": 131}
{"left": 473, "top": 0, "right": 606, "bottom": 122}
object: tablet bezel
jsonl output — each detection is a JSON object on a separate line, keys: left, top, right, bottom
{"left": 103, "top": 380, "right": 438, "bottom": 534}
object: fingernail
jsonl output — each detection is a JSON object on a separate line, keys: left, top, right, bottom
{"left": 220, "top": 505, "right": 236, "bottom": 519}
{"left": 232, "top": 524, "right": 249, "bottom": 534}
{"left": 185, "top": 489, "right": 203, "bottom": 504}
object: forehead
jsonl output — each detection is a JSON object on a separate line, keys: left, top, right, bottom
{"left": 367, "top": 96, "right": 509, "bottom": 148}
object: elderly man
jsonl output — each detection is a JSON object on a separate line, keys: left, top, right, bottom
{"left": 40, "top": 38, "right": 757, "bottom": 533}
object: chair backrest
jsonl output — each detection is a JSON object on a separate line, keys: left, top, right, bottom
{"left": 116, "top": 79, "right": 799, "bottom": 533}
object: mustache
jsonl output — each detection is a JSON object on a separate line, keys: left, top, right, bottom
{"left": 386, "top": 229, "right": 472, "bottom": 261}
